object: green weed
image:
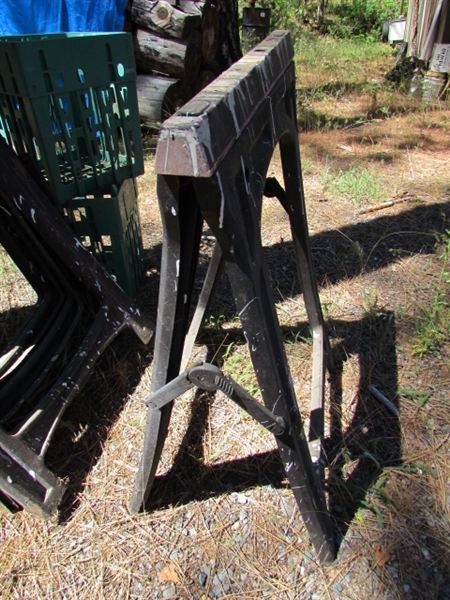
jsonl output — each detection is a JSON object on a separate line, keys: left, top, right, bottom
{"left": 399, "top": 388, "right": 432, "bottom": 407}
{"left": 294, "top": 34, "right": 392, "bottom": 89}
{"left": 412, "top": 230, "right": 450, "bottom": 357}
{"left": 328, "top": 0, "right": 402, "bottom": 40}
{"left": 358, "top": 473, "right": 396, "bottom": 529}
{"left": 354, "top": 509, "right": 367, "bottom": 524}
{"left": 221, "top": 342, "right": 260, "bottom": 397}
{"left": 206, "top": 313, "right": 226, "bottom": 332}
{"left": 269, "top": 0, "right": 305, "bottom": 32}
{"left": 324, "top": 165, "right": 389, "bottom": 207}
{"left": 361, "top": 288, "right": 382, "bottom": 317}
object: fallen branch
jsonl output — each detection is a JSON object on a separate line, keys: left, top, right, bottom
{"left": 358, "top": 196, "right": 410, "bottom": 215}
{"left": 369, "top": 385, "right": 400, "bottom": 416}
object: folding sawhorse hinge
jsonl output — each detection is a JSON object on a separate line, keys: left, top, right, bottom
{"left": 145, "top": 362, "right": 288, "bottom": 438}
{"left": 130, "top": 30, "right": 337, "bottom": 563}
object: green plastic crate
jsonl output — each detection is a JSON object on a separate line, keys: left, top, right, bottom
{"left": 63, "top": 178, "right": 144, "bottom": 298}
{"left": 0, "top": 33, "right": 144, "bottom": 202}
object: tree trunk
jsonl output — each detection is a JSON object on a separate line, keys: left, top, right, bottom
{"left": 317, "top": 0, "right": 325, "bottom": 26}
{"left": 192, "top": 69, "right": 216, "bottom": 93}
{"left": 201, "top": 3, "right": 219, "bottom": 65}
{"left": 213, "top": 0, "right": 242, "bottom": 70}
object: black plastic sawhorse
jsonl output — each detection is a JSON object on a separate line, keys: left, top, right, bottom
{"left": 0, "top": 139, "right": 153, "bottom": 516}
{"left": 130, "top": 31, "right": 336, "bottom": 562}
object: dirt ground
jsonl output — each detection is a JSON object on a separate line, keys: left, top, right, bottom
{"left": 1, "top": 97, "right": 449, "bottom": 597}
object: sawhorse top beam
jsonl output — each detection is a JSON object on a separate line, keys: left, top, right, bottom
{"left": 154, "top": 30, "right": 293, "bottom": 177}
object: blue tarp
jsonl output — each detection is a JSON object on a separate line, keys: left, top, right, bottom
{"left": 0, "top": 0, "right": 127, "bottom": 35}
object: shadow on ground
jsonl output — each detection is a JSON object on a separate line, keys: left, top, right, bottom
{"left": 3, "top": 198, "right": 446, "bottom": 530}
{"left": 139, "top": 310, "right": 400, "bottom": 551}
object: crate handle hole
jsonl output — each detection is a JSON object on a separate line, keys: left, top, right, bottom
{"left": 58, "top": 97, "right": 69, "bottom": 114}
{"left": 120, "top": 86, "right": 128, "bottom": 103}
{"left": 81, "top": 93, "right": 90, "bottom": 110}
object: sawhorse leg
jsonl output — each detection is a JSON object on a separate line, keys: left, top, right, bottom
{"left": 131, "top": 178, "right": 203, "bottom": 510}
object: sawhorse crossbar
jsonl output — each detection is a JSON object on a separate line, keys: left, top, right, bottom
{"left": 130, "top": 30, "right": 336, "bottom": 563}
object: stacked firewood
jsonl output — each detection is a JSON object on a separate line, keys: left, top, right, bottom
{"left": 125, "top": 0, "right": 242, "bottom": 129}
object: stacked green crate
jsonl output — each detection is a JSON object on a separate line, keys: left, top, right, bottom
{"left": 0, "top": 32, "right": 145, "bottom": 297}
{"left": 62, "top": 179, "right": 143, "bottom": 298}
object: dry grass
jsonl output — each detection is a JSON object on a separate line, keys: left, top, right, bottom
{"left": 1, "top": 40, "right": 450, "bottom": 599}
